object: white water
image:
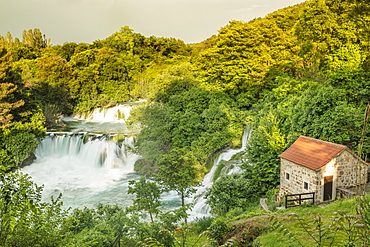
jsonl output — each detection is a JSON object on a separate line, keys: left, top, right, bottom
{"left": 23, "top": 134, "right": 141, "bottom": 208}
{"left": 23, "top": 103, "right": 144, "bottom": 208}
{"left": 188, "top": 127, "right": 252, "bottom": 220}
{"left": 75, "top": 105, "right": 130, "bottom": 122}
{"left": 74, "top": 100, "right": 146, "bottom": 122}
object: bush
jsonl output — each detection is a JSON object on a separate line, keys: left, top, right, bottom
{"left": 209, "top": 218, "right": 231, "bottom": 244}
{"left": 193, "top": 216, "right": 215, "bottom": 234}
{"left": 206, "top": 174, "right": 257, "bottom": 215}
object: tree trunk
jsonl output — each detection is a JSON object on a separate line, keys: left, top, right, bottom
{"left": 181, "top": 193, "right": 188, "bottom": 225}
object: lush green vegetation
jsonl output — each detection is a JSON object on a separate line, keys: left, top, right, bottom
{"left": 1, "top": 0, "right": 370, "bottom": 245}
{"left": 208, "top": 194, "right": 370, "bottom": 246}
{"left": 0, "top": 171, "right": 210, "bottom": 246}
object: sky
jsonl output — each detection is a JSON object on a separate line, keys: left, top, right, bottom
{"left": 0, "top": 0, "right": 307, "bottom": 45}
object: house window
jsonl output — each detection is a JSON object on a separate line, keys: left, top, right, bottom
{"left": 286, "top": 172, "right": 290, "bottom": 180}
{"left": 304, "top": 182, "right": 309, "bottom": 190}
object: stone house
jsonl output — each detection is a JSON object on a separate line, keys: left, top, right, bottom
{"left": 278, "top": 136, "right": 368, "bottom": 203}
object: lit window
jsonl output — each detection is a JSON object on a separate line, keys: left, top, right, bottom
{"left": 286, "top": 172, "right": 290, "bottom": 180}
{"left": 304, "top": 182, "right": 309, "bottom": 190}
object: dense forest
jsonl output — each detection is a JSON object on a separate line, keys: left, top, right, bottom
{"left": 1, "top": 0, "right": 370, "bottom": 246}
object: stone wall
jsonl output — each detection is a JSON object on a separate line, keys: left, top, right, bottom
{"left": 279, "top": 159, "right": 319, "bottom": 203}
{"left": 335, "top": 150, "right": 367, "bottom": 187}
{"left": 279, "top": 149, "right": 368, "bottom": 204}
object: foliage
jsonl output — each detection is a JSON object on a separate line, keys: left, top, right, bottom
{"left": 61, "top": 204, "right": 132, "bottom": 247}
{"left": 130, "top": 85, "right": 245, "bottom": 170}
{"left": 206, "top": 174, "right": 256, "bottom": 216}
{"left": 208, "top": 218, "right": 231, "bottom": 244}
{"left": 34, "top": 54, "right": 74, "bottom": 114}
{"left": 197, "top": 17, "right": 301, "bottom": 103}
{"left": 356, "top": 195, "right": 370, "bottom": 245}
{"left": 69, "top": 47, "right": 142, "bottom": 113}
{"left": 191, "top": 216, "right": 215, "bottom": 234}
{"left": 0, "top": 113, "right": 45, "bottom": 171}
{"left": 295, "top": 0, "right": 358, "bottom": 71}
{"left": 128, "top": 102, "right": 174, "bottom": 165}
{"left": 0, "top": 83, "right": 24, "bottom": 128}
{"left": 22, "top": 28, "right": 50, "bottom": 49}
{"left": 0, "top": 171, "right": 68, "bottom": 246}
{"left": 61, "top": 203, "right": 197, "bottom": 247}
{"left": 137, "top": 227, "right": 211, "bottom": 247}
{"left": 269, "top": 210, "right": 366, "bottom": 246}
{"left": 156, "top": 148, "right": 205, "bottom": 209}
{"left": 128, "top": 176, "right": 162, "bottom": 222}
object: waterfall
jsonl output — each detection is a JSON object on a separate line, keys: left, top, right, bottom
{"left": 23, "top": 133, "right": 141, "bottom": 208}
{"left": 75, "top": 105, "right": 131, "bottom": 122}
{"left": 189, "top": 127, "right": 252, "bottom": 220}
{"left": 74, "top": 101, "right": 145, "bottom": 122}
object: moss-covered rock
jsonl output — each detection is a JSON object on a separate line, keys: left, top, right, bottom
{"left": 19, "top": 152, "right": 37, "bottom": 168}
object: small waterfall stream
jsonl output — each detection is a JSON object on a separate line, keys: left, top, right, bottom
{"left": 188, "top": 127, "right": 252, "bottom": 220}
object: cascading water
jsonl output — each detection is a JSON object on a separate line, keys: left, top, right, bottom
{"left": 23, "top": 133, "right": 141, "bottom": 208}
{"left": 22, "top": 103, "right": 143, "bottom": 208}
{"left": 188, "top": 127, "right": 252, "bottom": 221}
{"left": 74, "top": 104, "right": 134, "bottom": 122}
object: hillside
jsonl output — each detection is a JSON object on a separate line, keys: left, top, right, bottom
{"left": 210, "top": 195, "right": 368, "bottom": 246}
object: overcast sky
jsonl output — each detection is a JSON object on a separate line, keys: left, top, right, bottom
{"left": 0, "top": 0, "right": 307, "bottom": 44}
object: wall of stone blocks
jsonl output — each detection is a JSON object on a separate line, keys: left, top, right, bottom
{"left": 279, "top": 149, "right": 368, "bottom": 204}
{"left": 279, "top": 159, "right": 319, "bottom": 202}
{"left": 335, "top": 150, "right": 367, "bottom": 187}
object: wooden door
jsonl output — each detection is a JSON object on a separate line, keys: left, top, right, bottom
{"left": 324, "top": 176, "right": 333, "bottom": 201}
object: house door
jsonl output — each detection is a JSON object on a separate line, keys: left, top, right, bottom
{"left": 324, "top": 176, "right": 333, "bottom": 201}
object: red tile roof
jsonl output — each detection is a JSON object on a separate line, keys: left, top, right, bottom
{"left": 278, "top": 136, "right": 347, "bottom": 171}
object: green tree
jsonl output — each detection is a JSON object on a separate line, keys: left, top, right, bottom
{"left": 128, "top": 176, "right": 162, "bottom": 222}
{"left": 348, "top": 0, "right": 370, "bottom": 49}
{"left": 287, "top": 83, "right": 364, "bottom": 149}
{"left": 50, "top": 42, "right": 78, "bottom": 61}
{"left": 325, "top": 43, "right": 370, "bottom": 105}
{"left": 70, "top": 47, "right": 142, "bottom": 113}
{"left": 135, "top": 63, "right": 197, "bottom": 102}
{"left": 22, "top": 28, "right": 49, "bottom": 49}
{"left": 0, "top": 113, "right": 45, "bottom": 171}
{"left": 156, "top": 148, "right": 205, "bottom": 223}
{"left": 205, "top": 174, "right": 255, "bottom": 215}
{"left": 197, "top": 16, "right": 301, "bottom": 105}
{"left": 62, "top": 204, "right": 132, "bottom": 247}
{"left": 295, "top": 0, "right": 358, "bottom": 71}
{"left": 34, "top": 55, "right": 75, "bottom": 116}
{"left": 129, "top": 102, "right": 174, "bottom": 165}
{"left": 0, "top": 171, "right": 68, "bottom": 246}
{"left": 104, "top": 26, "right": 144, "bottom": 55}
{"left": 0, "top": 83, "right": 24, "bottom": 128}
{"left": 242, "top": 109, "right": 286, "bottom": 194}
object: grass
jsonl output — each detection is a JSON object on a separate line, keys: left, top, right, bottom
{"left": 255, "top": 198, "right": 359, "bottom": 246}
{"left": 208, "top": 196, "right": 361, "bottom": 246}
{"left": 183, "top": 195, "right": 366, "bottom": 246}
